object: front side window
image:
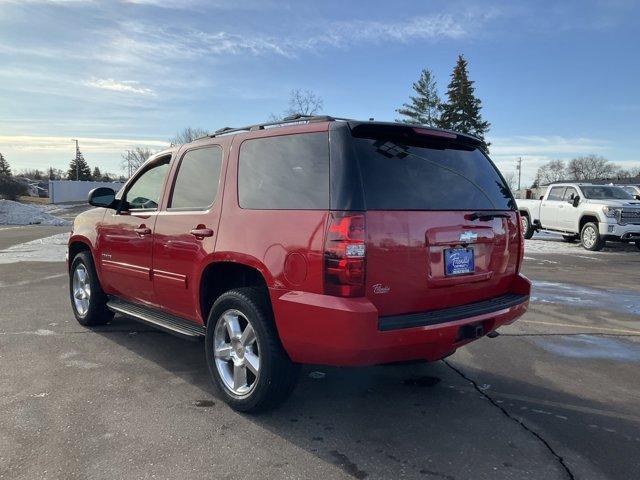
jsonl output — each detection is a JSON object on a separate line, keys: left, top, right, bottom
{"left": 238, "top": 133, "right": 329, "bottom": 210}
{"left": 547, "top": 187, "right": 565, "bottom": 201}
{"left": 170, "top": 146, "right": 223, "bottom": 209}
{"left": 563, "top": 187, "right": 578, "bottom": 201}
{"left": 125, "top": 159, "right": 170, "bottom": 210}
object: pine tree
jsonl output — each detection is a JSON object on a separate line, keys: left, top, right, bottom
{"left": 92, "top": 166, "right": 102, "bottom": 181}
{"left": 67, "top": 145, "right": 92, "bottom": 180}
{"left": 438, "top": 55, "right": 491, "bottom": 152}
{"left": 0, "top": 153, "right": 12, "bottom": 178}
{"left": 396, "top": 69, "right": 441, "bottom": 126}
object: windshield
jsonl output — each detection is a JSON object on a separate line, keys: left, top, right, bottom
{"left": 580, "top": 186, "right": 633, "bottom": 200}
{"left": 351, "top": 136, "right": 515, "bottom": 211}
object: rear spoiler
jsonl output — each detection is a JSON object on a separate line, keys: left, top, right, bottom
{"left": 348, "top": 122, "right": 483, "bottom": 150}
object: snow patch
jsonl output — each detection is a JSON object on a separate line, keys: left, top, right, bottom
{"left": 0, "top": 199, "right": 71, "bottom": 226}
{"left": 524, "top": 232, "right": 603, "bottom": 256}
{"left": 531, "top": 281, "right": 640, "bottom": 316}
{"left": 0, "top": 233, "right": 69, "bottom": 264}
{"left": 533, "top": 335, "right": 640, "bottom": 362}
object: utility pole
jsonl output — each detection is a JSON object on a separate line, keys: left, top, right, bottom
{"left": 71, "top": 139, "right": 79, "bottom": 180}
{"left": 516, "top": 157, "right": 522, "bottom": 191}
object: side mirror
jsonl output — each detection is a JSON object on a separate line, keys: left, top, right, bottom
{"left": 88, "top": 187, "right": 116, "bottom": 208}
{"left": 572, "top": 195, "right": 580, "bottom": 207}
{"left": 539, "top": 195, "right": 544, "bottom": 200}
{"left": 635, "top": 195, "right": 640, "bottom": 200}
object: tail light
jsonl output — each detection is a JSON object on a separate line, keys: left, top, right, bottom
{"left": 324, "top": 212, "right": 366, "bottom": 297}
{"left": 516, "top": 212, "right": 525, "bottom": 272}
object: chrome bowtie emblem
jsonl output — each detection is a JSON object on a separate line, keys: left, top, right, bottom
{"left": 459, "top": 231, "right": 478, "bottom": 243}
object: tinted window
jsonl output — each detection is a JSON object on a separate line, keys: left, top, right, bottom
{"left": 581, "top": 186, "right": 632, "bottom": 200}
{"left": 126, "top": 159, "right": 170, "bottom": 210}
{"left": 547, "top": 187, "right": 565, "bottom": 201}
{"left": 171, "top": 147, "right": 223, "bottom": 209}
{"left": 563, "top": 187, "right": 578, "bottom": 201}
{"left": 352, "top": 138, "right": 514, "bottom": 210}
{"left": 239, "top": 133, "right": 329, "bottom": 209}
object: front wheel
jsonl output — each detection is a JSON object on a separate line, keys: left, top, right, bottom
{"left": 205, "top": 287, "right": 299, "bottom": 412}
{"left": 581, "top": 222, "right": 604, "bottom": 251}
{"left": 69, "top": 251, "right": 113, "bottom": 326}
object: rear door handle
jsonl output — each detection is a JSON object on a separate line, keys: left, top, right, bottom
{"left": 190, "top": 227, "right": 214, "bottom": 238}
{"left": 134, "top": 225, "right": 151, "bottom": 236}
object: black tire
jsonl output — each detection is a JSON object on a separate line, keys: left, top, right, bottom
{"left": 580, "top": 222, "right": 604, "bottom": 251}
{"left": 635, "top": 241, "right": 640, "bottom": 251}
{"left": 520, "top": 214, "right": 534, "bottom": 239}
{"left": 562, "top": 235, "right": 578, "bottom": 243}
{"left": 205, "top": 287, "right": 299, "bottom": 413}
{"left": 69, "top": 251, "right": 113, "bottom": 326}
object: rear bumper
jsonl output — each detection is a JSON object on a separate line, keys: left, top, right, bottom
{"left": 271, "top": 274, "right": 531, "bottom": 367}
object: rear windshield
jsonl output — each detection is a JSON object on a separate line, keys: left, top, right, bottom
{"left": 581, "top": 186, "right": 632, "bottom": 200}
{"left": 352, "top": 136, "right": 515, "bottom": 211}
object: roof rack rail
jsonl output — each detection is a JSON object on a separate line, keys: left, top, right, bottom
{"left": 210, "top": 114, "right": 352, "bottom": 137}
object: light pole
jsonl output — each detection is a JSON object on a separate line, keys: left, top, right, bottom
{"left": 516, "top": 156, "right": 522, "bottom": 191}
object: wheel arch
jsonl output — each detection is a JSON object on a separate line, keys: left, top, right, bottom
{"left": 68, "top": 235, "right": 95, "bottom": 271}
{"left": 579, "top": 213, "right": 599, "bottom": 232}
{"left": 199, "top": 259, "right": 273, "bottom": 325}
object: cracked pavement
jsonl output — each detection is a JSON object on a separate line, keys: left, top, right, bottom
{"left": 1, "top": 225, "right": 639, "bottom": 479}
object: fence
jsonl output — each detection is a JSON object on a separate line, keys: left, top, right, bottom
{"left": 48, "top": 180, "right": 124, "bottom": 204}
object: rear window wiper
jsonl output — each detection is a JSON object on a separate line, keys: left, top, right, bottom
{"left": 467, "top": 212, "right": 512, "bottom": 221}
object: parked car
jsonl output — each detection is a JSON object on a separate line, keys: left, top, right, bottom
{"left": 517, "top": 183, "right": 640, "bottom": 250}
{"left": 68, "top": 115, "right": 531, "bottom": 412}
{"left": 620, "top": 184, "right": 640, "bottom": 199}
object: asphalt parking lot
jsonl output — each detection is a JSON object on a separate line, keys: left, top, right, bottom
{"left": 1, "top": 225, "right": 639, "bottom": 480}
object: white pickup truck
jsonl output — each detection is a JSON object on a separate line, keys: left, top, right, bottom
{"left": 517, "top": 183, "right": 640, "bottom": 251}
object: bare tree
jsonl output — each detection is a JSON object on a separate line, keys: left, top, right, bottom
{"left": 503, "top": 172, "right": 518, "bottom": 192}
{"left": 269, "top": 89, "right": 324, "bottom": 122}
{"left": 285, "top": 89, "right": 323, "bottom": 116}
{"left": 566, "top": 155, "right": 616, "bottom": 181}
{"left": 170, "top": 127, "right": 209, "bottom": 146}
{"left": 121, "top": 147, "right": 153, "bottom": 177}
{"left": 534, "top": 159, "right": 566, "bottom": 186}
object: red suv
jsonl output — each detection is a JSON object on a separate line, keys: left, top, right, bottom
{"left": 68, "top": 115, "right": 530, "bottom": 412}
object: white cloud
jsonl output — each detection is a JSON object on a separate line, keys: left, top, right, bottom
{"left": 85, "top": 78, "right": 155, "bottom": 95}
{"left": 0, "top": 135, "right": 169, "bottom": 154}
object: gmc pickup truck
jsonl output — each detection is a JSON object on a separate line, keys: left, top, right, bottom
{"left": 517, "top": 183, "right": 640, "bottom": 251}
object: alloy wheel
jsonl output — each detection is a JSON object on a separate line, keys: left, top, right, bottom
{"left": 72, "top": 263, "right": 91, "bottom": 316}
{"left": 213, "top": 309, "right": 260, "bottom": 397}
{"left": 583, "top": 226, "right": 596, "bottom": 249}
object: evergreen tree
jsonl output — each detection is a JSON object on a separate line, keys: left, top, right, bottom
{"left": 92, "top": 166, "right": 102, "bottom": 181}
{"left": 396, "top": 68, "right": 441, "bottom": 126}
{"left": 0, "top": 153, "right": 11, "bottom": 178}
{"left": 438, "top": 55, "right": 491, "bottom": 152}
{"left": 67, "top": 145, "right": 92, "bottom": 180}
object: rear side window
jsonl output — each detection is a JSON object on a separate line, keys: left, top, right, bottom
{"left": 170, "top": 146, "right": 223, "bottom": 209}
{"left": 238, "top": 133, "right": 329, "bottom": 209}
{"left": 547, "top": 187, "right": 565, "bottom": 201}
{"left": 352, "top": 137, "right": 515, "bottom": 210}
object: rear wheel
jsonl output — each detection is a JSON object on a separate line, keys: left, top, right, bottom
{"left": 581, "top": 222, "right": 604, "bottom": 251}
{"left": 69, "top": 251, "right": 113, "bottom": 326}
{"left": 205, "top": 287, "right": 299, "bottom": 412}
{"left": 562, "top": 234, "right": 578, "bottom": 243}
{"left": 520, "top": 214, "right": 534, "bottom": 239}
{"left": 635, "top": 241, "right": 640, "bottom": 251}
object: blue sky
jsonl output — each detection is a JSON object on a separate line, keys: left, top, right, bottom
{"left": 1, "top": 0, "right": 639, "bottom": 185}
